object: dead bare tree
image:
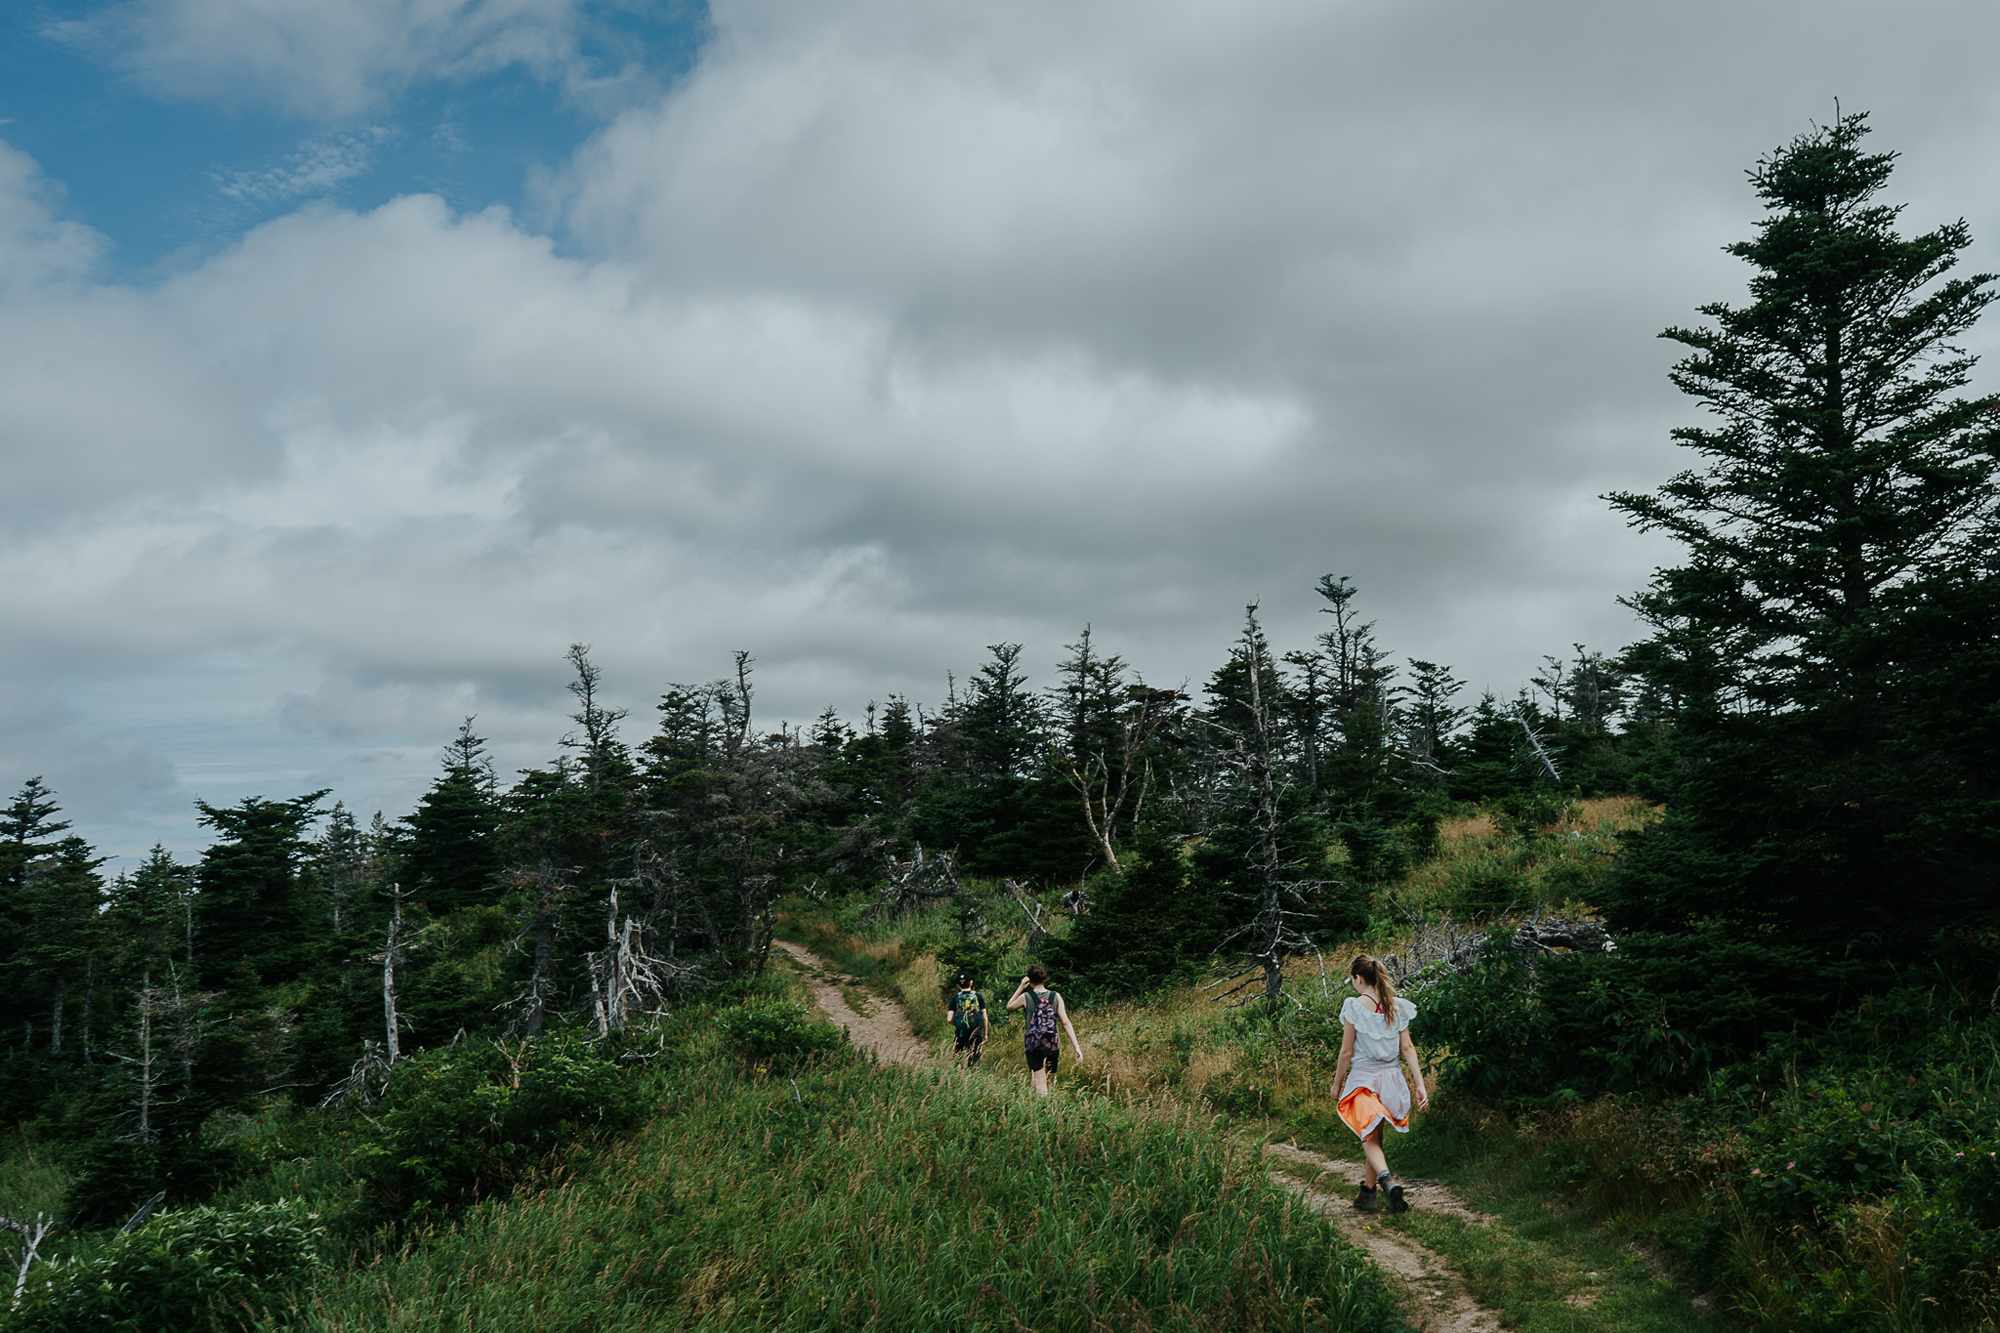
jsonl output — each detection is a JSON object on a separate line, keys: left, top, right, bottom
{"left": 620, "top": 832, "right": 723, "bottom": 962}
{"left": 114, "top": 972, "right": 163, "bottom": 1143}
{"left": 3, "top": 1212, "right": 61, "bottom": 1312}
{"left": 1002, "top": 879, "right": 1052, "bottom": 950}
{"left": 1055, "top": 685, "right": 1181, "bottom": 873}
{"left": 584, "top": 887, "right": 702, "bottom": 1037}
{"left": 862, "top": 845, "right": 968, "bottom": 923}
{"left": 378, "top": 883, "right": 416, "bottom": 1064}
{"left": 1379, "top": 899, "right": 1616, "bottom": 993}
{"left": 1514, "top": 707, "right": 1563, "bottom": 783}
{"left": 129, "top": 962, "right": 213, "bottom": 1103}
{"left": 317, "top": 1039, "right": 394, "bottom": 1111}
{"left": 641, "top": 662, "right": 827, "bottom": 978}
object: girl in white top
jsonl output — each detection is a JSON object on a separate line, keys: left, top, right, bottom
{"left": 1331, "top": 953, "right": 1428, "bottom": 1212}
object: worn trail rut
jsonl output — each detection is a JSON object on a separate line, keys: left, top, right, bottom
{"left": 773, "top": 939, "right": 931, "bottom": 1066}
{"left": 1264, "top": 1141, "right": 1505, "bottom": 1333}
{"left": 775, "top": 937, "right": 1511, "bottom": 1332}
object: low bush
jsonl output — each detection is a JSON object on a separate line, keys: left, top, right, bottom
{"left": 62, "top": 1134, "right": 250, "bottom": 1229}
{"left": 8, "top": 1200, "right": 324, "bottom": 1333}
{"left": 714, "top": 997, "right": 852, "bottom": 1073}
{"left": 350, "top": 1031, "right": 648, "bottom": 1222}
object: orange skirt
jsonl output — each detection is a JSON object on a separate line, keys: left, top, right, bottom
{"left": 1338, "top": 1086, "right": 1409, "bottom": 1139}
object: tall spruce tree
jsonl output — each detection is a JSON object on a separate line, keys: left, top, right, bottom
{"left": 194, "top": 792, "right": 329, "bottom": 991}
{"left": 402, "top": 719, "right": 503, "bottom": 913}
{"left": 1607, "top": 111, "right": 2000, "bottom": 948}
{"left": 0, "top": 778, "right": 71, "bottom": 1043}
{"left": 17, "top": 836, "right": 109, "bottom": 1060}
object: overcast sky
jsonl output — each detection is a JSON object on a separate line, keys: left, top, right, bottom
{"left": 4, "top": 0, "right": 1998, "bottom": 866}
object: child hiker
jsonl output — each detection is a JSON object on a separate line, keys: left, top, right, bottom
{"left": 1331, "top": 953, "right": 1428, "bottom": 1213}
{"left": 944, "top": 969, "right": 989, "bottom": 1068}
{"left": 1007, "top": 965, "right": 1083, "bottom": 1096}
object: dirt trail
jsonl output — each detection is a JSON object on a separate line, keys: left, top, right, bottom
{"left": 1263, "top": 1140, "right": 1505, "bottom": 1333}
{"left": 774, "top": 939, "right": 932, "bottom": 1067}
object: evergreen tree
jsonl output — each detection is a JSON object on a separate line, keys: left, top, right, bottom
{"left": 1310, "top": 576, "right": 1403, "bottom": 815}
{"left": 17, "top": 836, "right": 109, "bottom": 1060}
{"left": 1046, "top": 825, "right": 1225, "bottom": 998}
{"left": 0, "top": 778, "right": 71, "bottom": 1045}
{"left": 912, "top": 644, "right": 1051, "bottom": 874}
{"left": 1607, "top": 112, "right": 2000, "bottom": 946}
{"left": 193, "top": 792, "right": 329, "bottom": 991}
{"left": 106, "top": 847, "right": 196, "bottom": 976}
{"left": 1403, "top": 659, "right": 1467, "bottom": 771}
{"left": 401, "top": 719, "right": 503, "bottom": 912}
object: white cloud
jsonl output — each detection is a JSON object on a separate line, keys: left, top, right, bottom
{"left": 215, "top": 127, "right": 399, "bottom": 204}
{"left": 50, "top": 0, "right": 587, "bottom": 119}
{"left": 8, "top": 0, "right": 2000, "bottom": 855}
{"left": 0, "top": 142, "right": 105, "bottom": 292}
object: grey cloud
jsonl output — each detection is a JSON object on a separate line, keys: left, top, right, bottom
{"left": 7, "top": 0, "right": 2000, "bottom": 859}
{"left": 0, "top": 686, "right": 179, "bottom": 829}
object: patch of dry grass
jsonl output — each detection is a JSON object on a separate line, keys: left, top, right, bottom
{"left": 1384, "top": 796, "right": 1661, "bottom": 923}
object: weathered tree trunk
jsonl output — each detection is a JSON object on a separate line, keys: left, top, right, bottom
{"left": 381, "top": 885, "right": 410, "bottom": 1064}
{"left": 3, "top": 1211, "right": 63, "bottom": 1310}
{"left": 1244, "top": 632, "right": 1288, "bottom": 1002}
{"left": 134, "top": 972, "right": 157, "bottom": 1142}
{"left": 81, "top": 957, "right": 95, "bottom": 1065}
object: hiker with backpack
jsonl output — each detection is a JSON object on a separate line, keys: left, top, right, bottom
{"left": 944, "top": 970, "right": 989, "bottom": 1068}
{"left": 1332, "top": 953, "right": 1428, "bottom": 1213}
{"left": 1006, "top": 965, "right": 1083, "bottom": 1096}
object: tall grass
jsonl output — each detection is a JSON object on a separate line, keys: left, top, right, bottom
{"left": 292, "top": 1064, "right": 1405, "bottom": 1332}
{"left": 1382, "top": 796, "right": 1659, "bottom": 922}
{"left": 0, "top": 1126, "right": 69, "bottom": 1223}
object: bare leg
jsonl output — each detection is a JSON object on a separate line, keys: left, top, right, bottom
{"left": 1031, "top": 1067, "right": 1050, "bottom": 1096}
{"left": 1361, "top": 1124, "right": 1389, "bottom": 1180}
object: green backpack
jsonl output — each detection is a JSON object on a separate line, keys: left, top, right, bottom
{"left": 951, "top": 988, "right": 986, "bottom": 1039}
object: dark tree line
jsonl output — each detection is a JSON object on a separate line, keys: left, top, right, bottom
{"left": 0, "top": 575, "right": 1656, "bottom": 1173}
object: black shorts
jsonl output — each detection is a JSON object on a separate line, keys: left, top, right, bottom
{"left": 954, "top": 1029, "right": 984, "bottom": 1052}
{"left": 1027, "top": 1044, "right": 1060, "bottom": 1073}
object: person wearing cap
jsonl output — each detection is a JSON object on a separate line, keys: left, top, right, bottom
{"left": 944, "top": 969, "right": 989, "bottom": 1068}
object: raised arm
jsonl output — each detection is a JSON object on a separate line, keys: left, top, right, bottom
{"left": 1005, "top": 976, "right": 1031, "bottom": 1011}
{"left": 1399, "top": 1028, "right": 1429, "bottom": 1111}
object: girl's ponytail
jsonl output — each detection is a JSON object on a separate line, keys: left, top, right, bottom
{"left": 1349, "top": 954, "right": 1397, "bottom": 1029}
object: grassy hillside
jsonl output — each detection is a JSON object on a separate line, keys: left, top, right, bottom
{"left": 0, "top": 966, "right": 1405, "bottom": 1333}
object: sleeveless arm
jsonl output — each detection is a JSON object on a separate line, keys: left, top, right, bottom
{"left": 1055, "top": 992, "right": 1084, "bottom": 1061}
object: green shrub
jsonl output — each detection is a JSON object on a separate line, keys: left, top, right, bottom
{"left": 9, "top": 1200, "right": 324, "bottom": 1333}
{"left": 1333, "top": 817, "right": 1410, "bottom": 883}
{"left": 350, "top": 1031, "right": 648, "bottom": 1221}
{"left": 62, "top": 1134, "right": 250, "bottom": 1229}
{"left": 1740, "top": 1068, "right": 1953, "bottom": 1229}
{"left": 714, "top": 998, "right": 851, "bottom": 1074}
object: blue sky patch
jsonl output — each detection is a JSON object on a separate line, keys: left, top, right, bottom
{"left": 2, "top": 0, "right": 709, "bottom": 278}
